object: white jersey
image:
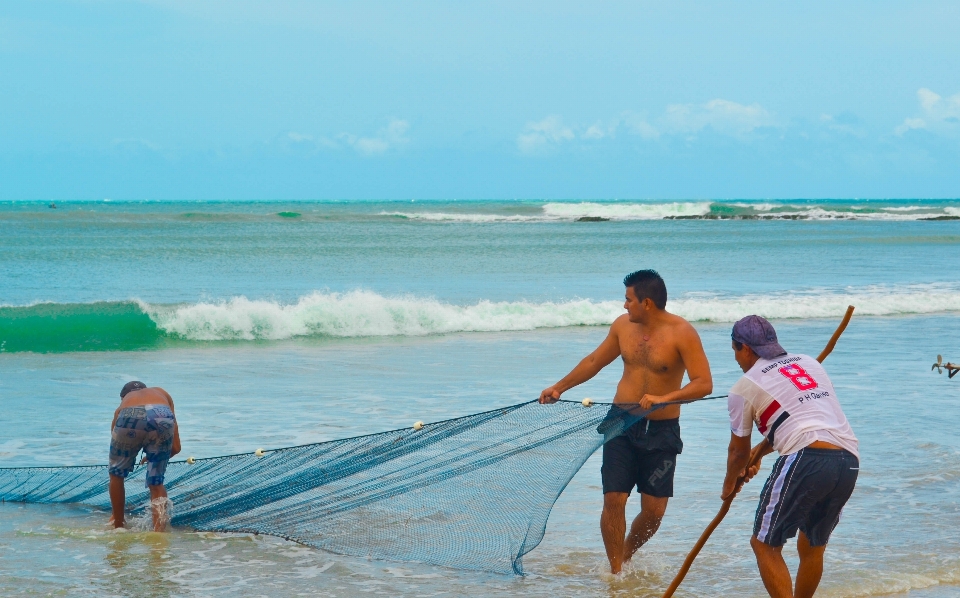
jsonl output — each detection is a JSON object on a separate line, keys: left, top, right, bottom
{"left": 728, "top": 353, "right": 858, "bottom": 458}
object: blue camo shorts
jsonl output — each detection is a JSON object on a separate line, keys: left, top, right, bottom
{"left": 109, "top": 405, "right": 176, "bottom": 487}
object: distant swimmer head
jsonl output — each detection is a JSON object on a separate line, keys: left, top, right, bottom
{"left": 120, "top": 381, "right": 147, "bottom": 399}
{"left": 731, "top": 315, "right": 787, "bottom": 359}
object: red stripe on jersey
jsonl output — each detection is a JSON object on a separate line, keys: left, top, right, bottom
{"left": 757, "top": 400, "right": 782, "bottom": 433}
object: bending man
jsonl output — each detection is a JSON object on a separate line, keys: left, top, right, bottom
{"left": 109, "top": 381, "right": 181, "bottom": 531}
{"left": 539, "top": 270, "right": 712, "bottom": 574}
{"left": 722, "top": 316, "right": 859, "bottom": 598}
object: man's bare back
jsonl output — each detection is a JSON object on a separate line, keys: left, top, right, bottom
{"left": 112, "top": 387, "right": 177, "bottom": 430}
{"left": 116, "top": 387, "right": 173, "bottom": 409}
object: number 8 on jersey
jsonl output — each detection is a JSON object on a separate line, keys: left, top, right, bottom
{"left": 779, "top": 364, "right": 818, "bottom": 391}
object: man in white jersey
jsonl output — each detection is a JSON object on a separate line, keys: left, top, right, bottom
{"left": 721, "top": 316, "right": 859, "bottom": 598}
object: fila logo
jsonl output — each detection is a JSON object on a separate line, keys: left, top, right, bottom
{"left": 648, "top": 459, "right": 674, "bottom": 485}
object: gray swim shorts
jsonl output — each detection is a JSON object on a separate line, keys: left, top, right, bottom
{"left": 109, "top": 405, "right": 176, "bottom": 487}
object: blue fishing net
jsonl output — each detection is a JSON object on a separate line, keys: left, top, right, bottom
{"left": 0, "top": 400, "right": 654, "bottom": 575}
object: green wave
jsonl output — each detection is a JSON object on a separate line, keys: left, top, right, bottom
{"left": 0, "top": 301, "right": 164, "bottom": 353}
{"left": 7, "top": 285, "right": 960, "bottom": 353}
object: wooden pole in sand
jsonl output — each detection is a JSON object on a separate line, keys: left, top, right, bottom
{"left": 660, "top": 305, "right": 855, "bottom": 598}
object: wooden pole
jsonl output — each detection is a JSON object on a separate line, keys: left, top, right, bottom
{"left": 816, "top": 306, "right": 855, "bottom": 363}
{"left": 660, "top": 306, "right": 855, "bottom": 598}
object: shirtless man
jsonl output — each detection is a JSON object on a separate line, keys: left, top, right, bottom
{"left": 108, "top": 381, "right": 181, "bottom": 531}
{"left": 539, "top": 270, "right": 712, "bottom": 574}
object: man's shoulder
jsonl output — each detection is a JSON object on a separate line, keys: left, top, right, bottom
{"left": 664, "top": 311, "right": 700, "bottom": 338}
{"left": 610, "top": 313, "right": 632, "bottom": 330}
{"left": 731, "top": 375, "right": 761, "bottom": 394}
{"left": 730, "top": 375, "right": 771, "bottom": 406}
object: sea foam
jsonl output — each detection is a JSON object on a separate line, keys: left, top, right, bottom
{"left": 380, "top": 212, "right": 542, "bottom": 223}
{"left": 140, "top": 285, "right": 960, "bottom": 342}
{"left": 380, "top": 201, "right": 960, "bottom": 222}
{"left": 381, "top": 202, "right": 714, "bottom": 222}
{"left": 141, "top": 292, "right": 621, "bottom": 340}
{"left": 541, "top": 201, "right": 713, "bottom": 220}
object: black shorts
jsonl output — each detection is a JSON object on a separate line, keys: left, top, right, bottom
{"left": 754, "top": 447, "right": 859, "bottom": 547}
{"left": 601, "top": 415, "right": 683, "bottom": 497}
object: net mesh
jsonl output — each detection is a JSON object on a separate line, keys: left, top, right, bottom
{"left": 0, "top": 400, "right": 653, "bottom": 575}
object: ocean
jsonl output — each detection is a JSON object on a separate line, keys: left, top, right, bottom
{"left": 2, "top": 199, "right": 959, "bottom": 597}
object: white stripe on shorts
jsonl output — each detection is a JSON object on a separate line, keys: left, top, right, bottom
{"left": 757, "top": 451, "right": 799, "bottom": 543}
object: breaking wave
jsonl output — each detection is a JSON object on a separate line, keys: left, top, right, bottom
{"left": 541, "top": 201, "right": 713, "bottom": 220}
{"left": 143, "top": 293, "right": 618, "bottom": 340}
{"left": 380, "top": 201, "right": 960, "bottom": 222}
{"left": 379, "top": 212, "right": 542, "bottom": 223}
{"left": 3, "top": 285, "right": 960, "bottom": 352}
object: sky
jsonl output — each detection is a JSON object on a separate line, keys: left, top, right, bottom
{"left": 1, "top": 1, "right": 958, "bottom": 200}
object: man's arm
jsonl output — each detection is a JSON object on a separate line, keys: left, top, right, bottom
{"left": 639, "top": 324, "right": 713, "bottom": 409}
{"left": 747, "top": 440, "right": 773, "bottom": 473}
{"left": 171, "top": 423, "right": 181, "bottom": 457}
{"left": 721, "top": 433, "right": 752, "bottom": 499}
{"left": 721, "top": 435, "right": 772, "bottom": 499}
{"left": 539, "top": 322, "right": 622, "bottom": 404}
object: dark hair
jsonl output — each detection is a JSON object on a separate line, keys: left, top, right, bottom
{"left": 732, "top": 339, "right": 757, "bottom": 355}
{"left": 623, "top": 270, "right": 667, "bottom": 309}
{"left": 120, "top": 381, "right": 147, "bottom": 399}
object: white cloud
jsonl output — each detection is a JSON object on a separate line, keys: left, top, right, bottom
{"left": 282, "top": 121, "right": 408, "bottom": 154}
{"left": 284, "top": 131, "right": 338, "bottom": 150}
{"left": 516, "top": 100, "right": 771, "bottom": 153}
{"left": 287, "top": 132, "right": 313, "bottom": 142}
{"left": 895, "top": 118, "right": 926, "bottom": 135}
{"left": 818, "top": 113, "right": 866, "bottom": 138}
{"left": 662, "top": 99, "right": 775, "bottom": 137}
{"left": 517, "top": 115, "right": 575, "bottom": 153}
{"left": 352, "top": 137, "right": 390, "bottom": 154}
{"left": 621, "top": 112, "right": 660, "bottom": 139}
{"left": 896, "top": 88, "right": 960, "bottom": 136}
{"left": 918, "top": 88, "right": 942, "bottom": 111}
{"left": 341, "top": 119, "right": 410, "bottom": 155}
{"left": 583, "top": 123, "right": 607, "bottom": 140}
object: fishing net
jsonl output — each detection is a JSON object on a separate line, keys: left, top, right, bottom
{"left": 0, "top": 400, "right": 654, "bottom": 574}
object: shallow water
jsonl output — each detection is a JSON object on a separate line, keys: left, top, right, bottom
{"left": 2, "top": 200, "right": 960, "bottom": 596}
{"left": 3, "top": 317, "right": 960, "bottom": 596}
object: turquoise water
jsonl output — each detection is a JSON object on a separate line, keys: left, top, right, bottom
{"left": 2, "top": 199, "right": 960, "bottom": 596}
